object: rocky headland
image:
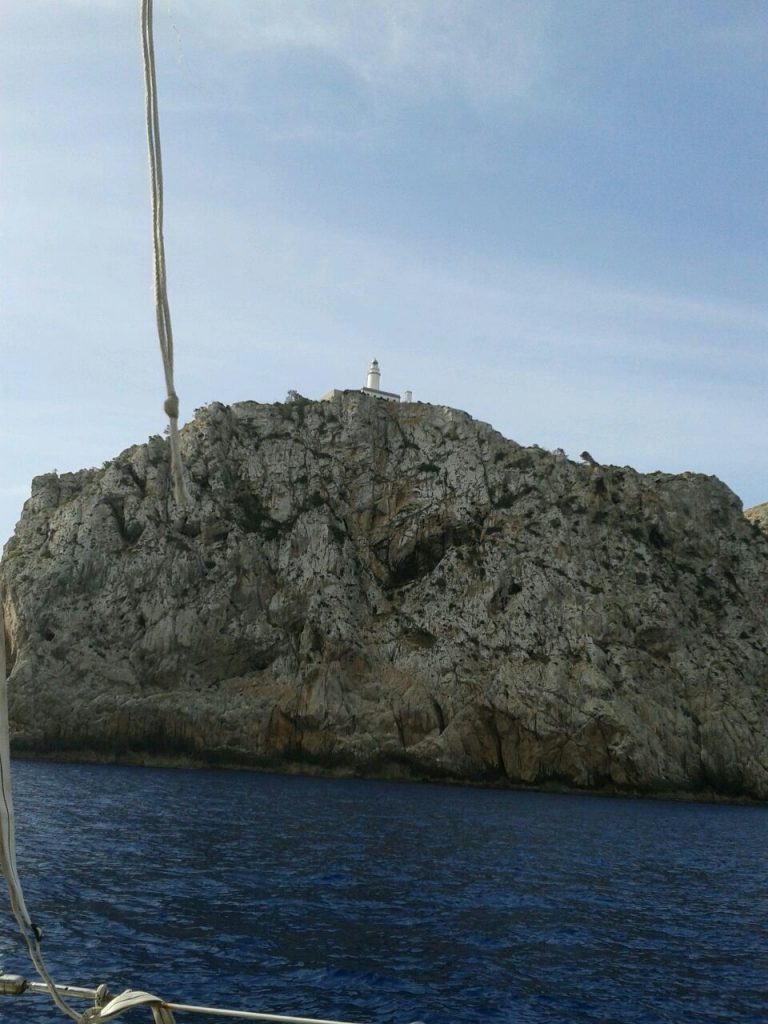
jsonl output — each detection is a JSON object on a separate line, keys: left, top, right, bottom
{"left": 2, "top": 394, "right": 767, "bottom": 799}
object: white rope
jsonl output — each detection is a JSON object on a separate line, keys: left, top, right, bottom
{"left": 3, "top": 7, "right": 359, "bottom": 1023}
{"left": 0, "top": 599, "right": 79, "bottom": 1020}
{"left": 79, "top": 989, "right": 176, "bottom": 1023}
{"left": 3, "top": 978, "right": 368, "bottom": 1024}
{"left": 78, "top": 988, "right": 366, "bottom": 1024}
{"left": 140, "top": 0, "right": 188, "bottom": 505}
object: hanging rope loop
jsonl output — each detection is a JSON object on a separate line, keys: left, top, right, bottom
{"left": 140, "top": 0, "right": 189, "bottom": 506}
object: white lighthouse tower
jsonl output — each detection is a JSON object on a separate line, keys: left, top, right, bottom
{"left": 321, "top": 357, "right": 408, "bottom": 402}
{"left": 366, "top": 358, "right": 381, "bottom": 391}
{"left": 361, "top": 358, "right": 400, "bottom": 402}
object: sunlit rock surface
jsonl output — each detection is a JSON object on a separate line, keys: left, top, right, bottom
{"left": 3, "top": 394, "right": 768, "bottom": 798}
{"left": 745, "top": 501, "right": 768, "bottom": 536}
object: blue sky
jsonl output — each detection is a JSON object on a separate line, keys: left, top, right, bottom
{"left": 1, "top": 1, "right": 766, "bottom": 545}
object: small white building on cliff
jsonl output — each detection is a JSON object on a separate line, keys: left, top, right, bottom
{"left": 322, "top": 359, "right": 412, "bottom": 404}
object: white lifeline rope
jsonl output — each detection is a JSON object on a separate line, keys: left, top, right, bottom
{"left": 140, "top": 0, "right": 189, "bottom": 506}
{"left": 0, "top": 599, "right": 79, "bottom": 1021}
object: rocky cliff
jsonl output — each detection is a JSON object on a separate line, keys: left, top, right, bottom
{"left": 2, "top": 394, "right": 768, "bottom": 798}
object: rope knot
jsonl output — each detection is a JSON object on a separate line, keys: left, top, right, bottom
{"left": 163, "top": 394, "right": 179, "bottom": 420}
{"left": 78, "top": 989, "right": 176, "bottom": 1023}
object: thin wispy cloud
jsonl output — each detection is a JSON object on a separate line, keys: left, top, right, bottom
{"left": 0, "top": 1, "right": 766, "bottom": 546}
{"left": 179, "top": 0, "right": 555, "bottom": 104}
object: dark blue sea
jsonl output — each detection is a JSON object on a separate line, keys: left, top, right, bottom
{"left": 1, "top": 763, "right": 766, "bottom": 1024}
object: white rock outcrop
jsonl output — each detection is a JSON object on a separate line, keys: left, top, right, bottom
{"left": 2, "top": 394, "right": 767, "bottom": 798}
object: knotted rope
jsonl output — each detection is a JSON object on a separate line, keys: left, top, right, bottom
{"left": 79, "top": 989, "right": 175, "bottom": 1024}
{"left": 140, "top": 0, "right": 188, "bottom": 505}
{"left": 0, "top": 7, "right": 188, "bottom": 1020}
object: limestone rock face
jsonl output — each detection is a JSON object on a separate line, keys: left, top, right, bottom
{"left": 745, "top": 502, "right": 768, "bottom": 536}
{"left": 2, "top": 394, "right": 768, "bottom": 798}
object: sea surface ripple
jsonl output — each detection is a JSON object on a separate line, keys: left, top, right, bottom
{"left": 1, "top": 763, "right": 766, "bottom": 1024}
